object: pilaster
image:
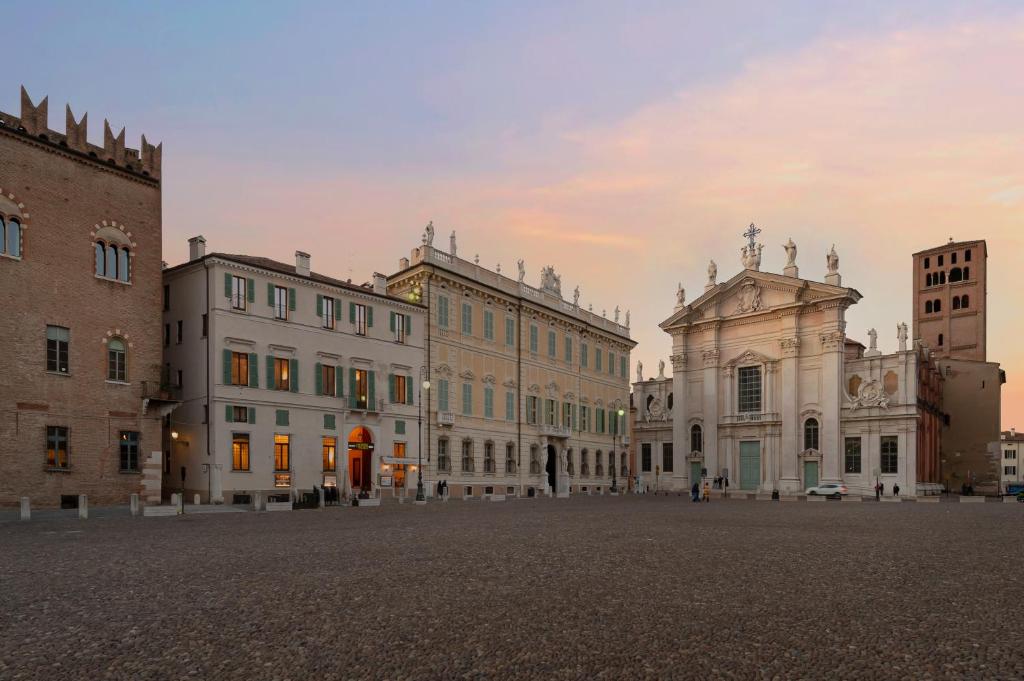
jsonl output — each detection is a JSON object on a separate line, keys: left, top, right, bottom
{"left": 779, "top": 337, "right": 801, "bottom": 492}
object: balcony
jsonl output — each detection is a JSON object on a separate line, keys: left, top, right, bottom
{"left": 539, "top": 423, "right": 571, "bottom": 438}
{"left": 437, "top": 411, "right": 455, "bottom": 426}
{"left": 722, "top": 412, "right": 780, "bottom": 425}
{"left": 141, "top": 381, "right": 181, "bottom": 417}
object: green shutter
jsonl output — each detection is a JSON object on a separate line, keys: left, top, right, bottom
{"left": 349, "top": 368, "right": 358, "bottom": 408}
{"left": 406, "top": 377, "right": 414, "bottom": 405}
{"left": 334, "top": 299, "right": 342, "bottom": 320}
{"left": 335, "top": 365, "right": 343, "bottom": 397}
{"left": 276, "top": 409, "right": 289, "bottom": 427}
{"left": 395, "top": 420, "right": 406, "bottom": 435}
{"left": 389, "top": 311, "right": 396, "bottom": 332}
{"left": 324, "top": 414, "right": 335, "bottom": 430}
{"left": 267, "top": 282, "right": 274, "bottom": 306}
{"left": 225, "top": 404, "right": 233, "bottom": 422}
{"left": 368, "top": 370, "right": 376, "bottom": 406}
{"left": 247, "top": 278, "right": 255, "bottom": 303}
{"left": 349, "top": 302, "right": 356, "bottom": 323}
{"left": 367, "top": 306, "right": 374, "bottom": 327}
{"left": 316, "top": 294, "right": 323, "bottom": 317}
{"left": 248, "top": 407, "right": 256, "bottom": 424}
{"left": 224, "top": 272, "right": 232, "bottom": 298}
{"left": 266, "top": 355, "right": 275, "bottom": 389}
{"left": 405, "top": 314, "right": 412, "bottom": 336}
{"left": 222, "top": 349, "right": 232, "bottom": 384}
{"left": 388, "top": 374, "right": 396, "bottom": 403}
{"left": 248, "top": 352, "right": 258, "bottom": 387}
{"left": 438, "top": 379, "right": 449, "bottom": 412}
{"left": 315, "top": 362, "right": 323, "bottom": 395}
{"left": 289, "top": 359, "right": 299, "bottom": 392}
{"left": 288, "top": 287, "right": 296, "bottom": 312}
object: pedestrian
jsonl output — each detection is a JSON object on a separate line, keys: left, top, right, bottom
{"left": 702, "top": 481, "right": 710, "bottom": 503}
{"left": 724, "top": 477, "right": 729, "bottom": 497}
{"left": 691, "top": 482, "right": 700, "bottom": 503}
{"left": 874, "top": 482, "right": 881, "bottom": 501}
{"left": 893, "top": 483, "right": 900, "bottom": 497}
{"left": 879, "top": 482, "right": 885, "bottom": 497}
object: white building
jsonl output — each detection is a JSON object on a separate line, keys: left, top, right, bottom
{"left": 642, "top": 228, "right": 939, "bottom": 496}
{"left": 162, "top": 237, "right": 425, "bottom": 503}
{"left": 1000, "top": 429, "right": 1023, "bottom": 492}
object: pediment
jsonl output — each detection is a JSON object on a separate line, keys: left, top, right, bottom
{"left": 724, "top": 348, "right": 777, "bottom": 367}
{"left": 661, "top": 269, "right": 860, "bottom": 330}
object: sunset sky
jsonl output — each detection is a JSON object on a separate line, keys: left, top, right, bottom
{"left": 10, "top": 1, "right": 1023, "bottom": 425}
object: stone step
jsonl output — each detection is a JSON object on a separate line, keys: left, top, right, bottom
{"left": 959, "top": 496, "right": 985, "bottom": 504}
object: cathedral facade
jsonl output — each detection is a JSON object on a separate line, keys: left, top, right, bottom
{"left": 634, "top": 228, "right": 942, "bottom": 496}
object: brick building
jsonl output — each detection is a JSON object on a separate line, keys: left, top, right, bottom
{"left": 0, "top": 87, "right": 173, "bottom": 507}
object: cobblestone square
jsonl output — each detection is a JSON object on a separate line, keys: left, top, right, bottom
{"left": 2, "top": 497, "right": 1022, "bottom": 680}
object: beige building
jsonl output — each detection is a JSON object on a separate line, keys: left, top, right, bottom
{"left": 999, "top": 429, "right": 1022, "bottom": 493}
{"left": 162, "top": 238, "right": 424, "bottom": 503}
{"left": 386, "top": 228, "right": 635, "bottom": 497}
{"left": 912, "top": 239, "right": 1004, "bottom": 492}
{"left": 650, "top": 230, "right": 935, "bottom": 496}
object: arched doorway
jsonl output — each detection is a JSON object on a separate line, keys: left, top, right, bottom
{"left": 545, "top": 444, "right": 557, "bottom": 492}
{"left": 348, "top": 426, "right": 374, "bottom": 491}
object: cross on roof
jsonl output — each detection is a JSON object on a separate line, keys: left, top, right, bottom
{"left": 743, "top": 223, "right": 762, "bottom": 248}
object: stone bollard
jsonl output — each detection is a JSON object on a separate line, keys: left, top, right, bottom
{"left": 130, "top": 494, "right": 140, "bottom": 517}
{"left": 253, "top": 491, "right": 263, "bottom": 512}
{"left": 20, "top": 497, "right": 30, "bottom": 521}
{"left": 193, "top": 494, "right": 200, "bottom": 506}
{"left": 318, "top": 486, "right": 325, "bottom": 509}
{"left": 170, "top": 493, "right": 179, "bottom": 507}
{"left": 78, "top": 494, "right": 88, "bottom": 519}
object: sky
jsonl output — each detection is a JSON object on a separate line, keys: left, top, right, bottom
{"left": 8, "top": 0, "right": 1024, "bottom": 425}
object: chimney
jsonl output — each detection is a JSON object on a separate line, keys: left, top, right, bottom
{"left": 295, "top": 251, "right": 311, "bottom": 277}
{"left": 188, "top": 235, "right": 206, "bottom": 261}
{"left": 373, "top": 272, "right": 386, "bottom": 295}
{"left": 399, "top": 257, "right": 410, "bottom": 270}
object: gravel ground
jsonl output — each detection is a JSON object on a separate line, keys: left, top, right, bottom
{"left": 1, "top": 496, "right": 1022, "bottom": 680}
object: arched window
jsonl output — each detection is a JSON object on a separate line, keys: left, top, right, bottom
{"left": 963, "top": 267, "right": 969, "bottom": 280}
{"left": 1, "top": 217, "right": 21, "bottom": 258}
{"left": 646, "top": 394, "right": 654, "bottom": 411}
{"left": 934, "top": 299, "right": 942, "bottom": 313}
{"left": 925, "top": 300, "right": 933, "bottom": 314}
{"left": 620, "top": 454, "right": 628, "bottom": 478}
{"left": 939, "top": 271, "right": 946, "bottom": 284}
{"left": 107, "top": 338, "right": 127, "bottom": 382}
{"left": 105, "top": 244, "right": 117, "bottom": 277}
{"left": 925, "top": 273, "right": 932, "bottom": 287}
{"left": 95, "top": 242, "right": 105, "bottom": 275}
{"left": 595, "top": 450, "right": 604, "bottom": 477}
{"left": 961, "top": 294, "right": 969, "bottom": 309}
{"left": 804, "top": 418, "right": 820, "bottom": 451}
{"left": 938, "top": 333, "right": 944, "bottom": 347}
{"left": 581, "top": 448, "right": 590, "bottom": 476}
{"left": 118, "top": 247, "right": 130, "bottom": 282}
{"left": 690, "top": 424, "right": 703, "bottom": 453}
{"left": 566, "top": 448, "right": 574, "bottom": 476}
{"left": 949, "top": 267, "right": 962, "bottom": 283}
{"left": 952, "top": 296, "right": 961, "bottom": 310}
{"left": 667, "top": 393, "right": 673, "bottom": 411}
{"left": 608, "top": 452, "right": 615, "bottom": 477}
{"left": 94, "top": 226, "right": 132, "bottom": 283}
{"left": 529, "top": 445, "right": 540, "bottom": 474}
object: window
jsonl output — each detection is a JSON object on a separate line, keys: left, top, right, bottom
{"left": 119, "top": 431, "right": 140, "bottom": 471}
{"left": 923, "top": 256, "right": 930, "bottom": 269}
{"left": 273, "top": 357, "right": 290, "bottom": 391}
{"left": 547, "top": 329, "right": 556, "bottom": 357}
{"left": 545, "top": 399, "right": 556, "bottom": 426}
{"left": 1, "top": 216, "right": 22, "bottom": 257}
{"left": 505, "top": 317, "right": 515, "bottom": 346}
{"left": 319, "top": 364, "right": 336, "bottom": 396}
{"left": 939, "top": 271, "right": 946, "bottom": 284}
{"left": 662, "top": 443, "right": 674, "bottom": 473}
{"left": 562, "top": 402, "right": 572, "bottom": 429}
{"left": 925, "top": 300, "right": 933, "bottom": 314}
{"left": 609, "top": 352, "right": 615, "bottom": 375}
{"left": 580, "top": 406, "right": 589, "bottom": 432}
{"left": 804, "top": 418, "right": 820, "bottom": 451}
{"left": 949, "top": 267, "right": 963, "bottom": 283}
{"left": 321, "top": 296, "right": 336, "bottom": 330}
{"left": 844, "top": 437, "right": 861, "bottom": 474}
{"left": 567, "top": 449, "right": 575, "bottom": 476}
{"left": 176, "top": 320, "right": 183, "bottom": 344}
{"left": 564, "top": 336, "right": 572, "bottom": 363}
{"left": 880, "top": 436, "right": 898, "bottom": 474}
{"left": 391, "top": 374, "right": 409, "bottom": 404}
{"left": 437, "top": 378, "right": 449, "bottom": 412}
{"left": 46, "top": 426, "right": 69, "bottom": 469}
{"left": 107, "top": 338, "right": 127, "bottom": 382}
{"left": 531, "top": 446, "right": 541, "bottom": 474}
{"left": 323, "top": 436, "right": 337, "bottom": 471}
{"left": 352, "top": 303, "right": 368, "bottom": 335}
{"left": 232, "top": 433, "right": 250, "bottom": 470}
{"left": 230, "top": 352, "right": 250, "bottom": 386}
{"left": 231, "top": 275, "right": 247, "bottom": 311}
{"left": 620, "top": 355, "right": 628, "bottom": 379}
{"left": 461, "top": 439, "right": 474, "bottom": 472}
{"left": 505, "top": 444, "right": 516, "bottom": 473}
{"left": 595, "top": 348, "right": 603, "bottom": 372}
{"left": 438, "top": 438, "right": 451, "bottom": 472}
{"left": 484, "top": 387, "right": 494, "bottom": 418}
{"left": 95, "top": 241, "right": 130, "bottom": 282}
{"left": 202, "top": 314, "right": 208, "bottom": 337}
{"left": 965, "top": 249, "right": 971, "bottom": 262}
{"left": 505, "top": 391, "right": 515, "bottom": 421}
{"left": 596, "top": 451, "right": 604, "bottom": 477}
{"left": 1005, "top": 466, "right": 1017, "bottom": 476}
{"left": 483, "top": 310, "right": 494, "bottom": 341}
{"left": 390, "top": 311, "right": 408, "bottom": 343}
{"left": 938, "top": 254, "right": 943, "bottom": 266}
{"left": 462, "top": 383, "right": 473, "bottom": 416}
{"left": 951, "top": 252, "right": 957, "bottom": 264}
{"left": 461, "top": 302, "right": 473, "bottom": 335}
{"left": 164, "top": 324, "right": 170, "bottom": 347}
{"left": 641, "top": 443, "right": 652, "bottom": 472}
{"left": 952, "top": 296, "right": 961, "bottom": 310}
{"left": 621, "top": 456, "right": 628, "bottom": 478}
{"left": 46, "top": 326, "right": 69, "bottom": 374}
{"left": 230, "top": 406, "right": 249, "bottom": 422}
{"left": 438, "top": 295, "right": 450, "bottom": 329}
{"left": 580, "top": 449, "right": 589, "bottom": 476}
{"left": 529, "top": 325, "right": 538, "bottom": 353}
{"left": 961, "top": 294, "right": 969, "bottom": 309}
{"left": 925, "top": 273, "right": 932, "bottom": 287}
{"left": 526, "top": 396, "right": 538, "bottom": 424}
{"left": 354, "top": 369, "right": 370, "bottom": 409}
{"left": 737, "top": 366, "right": 762, "bottom": 412}
{"left": 581, "top": 342, "right": 589, "bottom": 368}
{"left": 274, "top": 434, "right": 290, "bottom": 471}
{"left": 690, "top": 424, "right": 703, "bottom": 453}
{"left": 938, "top": 334, "right": 944, "bottom": 347}
{"left": 963, "top": 267, "right": 969, "bottom": 280}
{"left": 484, "top": 441, "right": 495, "bottom": 473}
{"left": 1005, "top": 450, "right": 1017, "bottom": 460}
{"left": 274, "top": 286, "right": 289, "bottom": 320}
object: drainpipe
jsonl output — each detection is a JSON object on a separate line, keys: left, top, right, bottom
{"left": 205, "top": 262, "right": 212, "bottom": 500}
{"left": 517, "top": 300, "right": 523, "bottom": 495}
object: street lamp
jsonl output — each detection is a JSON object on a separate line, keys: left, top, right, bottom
{"left": 612, "top": 407, "right": 625, "bottom": 493}
{"left": 416, "top": 373, "right": 430, "bottom": 504}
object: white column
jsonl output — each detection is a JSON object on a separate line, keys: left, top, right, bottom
{"left": 779, "top": 338, "right": 800, "bottom": 492}
{"left": 820, "top": 331, "right": 844, "bottom": 483}
{"left": 671, "top": 351, "right": 689, "bottom": 483}
{"left": 703, "top": 349, "right": 720, "bottom": 478}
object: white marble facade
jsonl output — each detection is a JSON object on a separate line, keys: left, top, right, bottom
{"left": 642, "top": 231, "right": 922, "bottom": 496}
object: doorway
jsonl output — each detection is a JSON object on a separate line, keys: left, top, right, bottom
{"left": 803, "top": 460, "right": 819, "bottom": 490}
{"left": 545, "top": 445, "right": 557, "bottom": 491}
{"left": 690, "top": 461, "right": 702, "bottom": 486}
{"left": 739, "top": 441, "right": 760, "bottom": 490}
{"left": 347, "top": 426, "right": 374, "bottom": 490}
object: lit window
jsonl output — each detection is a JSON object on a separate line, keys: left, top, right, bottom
{"left": 274, "top": 434, "right": 290, "bottom": 471}
{"left": 231, "top": 352, "right": 250, "bottom": 386}
{"left": 323, "top": 436, "right": 337, "bottom": 471}
{"left": 46, "top": 426, "right": 69, "bottom": 469}
{"left": 320, "top": 364, "right": 336, "bottom": 396}
{"left": 232, "top": 433, "right": 250, "bottom": 470}
{"left": 354, "top": 369, "right": 369, "bottom": 409}
{"left": 273, "top": 358, "right": 290, "bottom": 391}
{"left": 107, "top": 338, "right": 127, "bottom": 382}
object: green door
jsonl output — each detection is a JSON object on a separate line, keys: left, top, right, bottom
{"left": 803, "top": 461, "right": 819, "bottom": 490}
{"left": 690, "top": 461, "right": 702, "bottom": 485}
{"left": 739, "top": 442, "right": 760, "bottom": 490}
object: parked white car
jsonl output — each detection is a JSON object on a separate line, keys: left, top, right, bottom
{"left": 805, "top": 483, "right": 848, "bottom": 497}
